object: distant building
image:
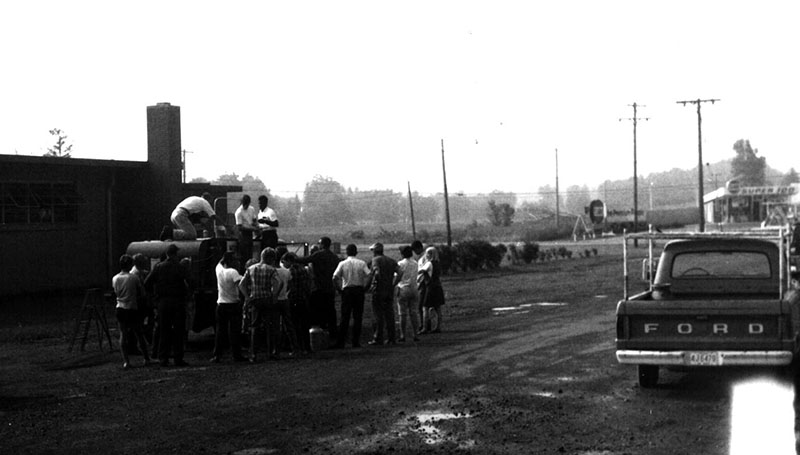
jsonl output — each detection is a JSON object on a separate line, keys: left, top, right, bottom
{"left": 0, "top": 103, "right": 241, "bottom": 296}
{"left": 704, "top": 181, "right": 800, "bottom": 226}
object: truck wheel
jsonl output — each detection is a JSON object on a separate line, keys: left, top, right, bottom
{"left": 638, "top": 365, "right": 659, "bottom": 388}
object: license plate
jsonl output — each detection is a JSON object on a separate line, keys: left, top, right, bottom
{"left": 687, "top": 352, "right": 720, "bottom": 366}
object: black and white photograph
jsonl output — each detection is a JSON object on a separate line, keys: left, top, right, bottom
{"left": 2, "top": 1, "right": 800, "bottom": 453}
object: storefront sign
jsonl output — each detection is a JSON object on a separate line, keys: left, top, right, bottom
{"left": 737, "top": 186, "right": 797, "bottom": 196}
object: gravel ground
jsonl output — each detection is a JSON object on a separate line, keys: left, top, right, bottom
{"left": 2, "top": 245, "right": 799, "bottom": 454}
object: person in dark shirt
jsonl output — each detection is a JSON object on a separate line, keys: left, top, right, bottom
{"left": 297, "top": 236, "right": 341, "bottom": 342}
{"left": 368, "top": 242, "right": 399, "bottom": 345}
{"left": 145, "top": 244, "right": 190, "bottom": 367}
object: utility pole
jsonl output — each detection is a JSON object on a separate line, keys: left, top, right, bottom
{"left": 620, "top": 103, "right": 649, "bottom": 245}
{"left": 441, "top": 139, "right": 452, "bottom": 247}
{"left": 181, "top": 149, "right": 193, "bottom": 183}
{"left": 555, "top": 148, "right": 559, "bottom": 230}
{"left": 677, "top": 98, "right": 719, "bottom": 232}
{"left": 407, "top": 181, "right": 417, "bottom": 240}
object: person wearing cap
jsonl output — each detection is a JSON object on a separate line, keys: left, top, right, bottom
{"left": 144, "top": 243, "right": 191, "bottom": 366}
{"left": 211, "top": 252, "right": 247, "bottom": 363}
{"left": 166, "top": 192, "right": 223, "bottom": 241}
{"left": 331, "top": 244, "right": 372, "bottom": 348}
{"left": 367, "top": 242, "right": 399, "bottom": 346}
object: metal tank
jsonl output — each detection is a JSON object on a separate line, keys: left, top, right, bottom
{"left": 126, "top": 238, "right": 236, "bottom": 332}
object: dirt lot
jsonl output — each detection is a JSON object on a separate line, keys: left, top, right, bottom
{"left": 2, "top": 239, "right": 799, "bottom": 454}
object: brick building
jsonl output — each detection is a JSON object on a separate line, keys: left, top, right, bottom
{"left": 0, "top": 103, "right": 240, "bottom": 296}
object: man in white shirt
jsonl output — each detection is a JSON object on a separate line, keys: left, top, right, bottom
{"left": 331, "top": 244, "right": 372, "bottom": 348}
{"left": 211, "top": 252, "right": 247, "bottom": 363}
{"left": 394, "top": 245, "right": 420, "bottom": 342}
{"left": 168, "top": 192, "right": 223, "bottom": 240}
{"left": 235, "top": 195, "right": 258, "bottom": 263}
{"left": 113, "top": 254, "right": 152, "bottom": 369}
{"left": 256, "top": 195, "right": 279, "bottom": 248}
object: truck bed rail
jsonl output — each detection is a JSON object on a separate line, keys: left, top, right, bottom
{"left": 622, "top": 226, "right": 792, "bottom": 301}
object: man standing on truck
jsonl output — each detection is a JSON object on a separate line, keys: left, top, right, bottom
{"left": 256, "top": 195, "right": 279, "bottom": 248}
{"left": 235, "top": 195, "right": 258, "bottom": 264}
{"left": 163, "top": 192, "right": 223, "bottom": 241}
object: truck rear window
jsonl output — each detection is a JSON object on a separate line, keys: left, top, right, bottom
{"left": 670, "top": 251, "right": 772, "bottom": 279}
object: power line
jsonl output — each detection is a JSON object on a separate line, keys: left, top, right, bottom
{"left": 677, "top": 98, "right": 720, "bottom": 232}
{"left": 620, "top": 102, "right": 650, "bottom": 241}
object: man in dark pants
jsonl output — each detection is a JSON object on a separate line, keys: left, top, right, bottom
{"left": 211, "top": 252, "right": 247, "bottom": 363}
{"left": 256, "top": 195, "right": 279, "bottom": 249}
{"left": 331, "top": 244, "right": 372, "bottom": 348}
{"left": 298, "top": 236, "right": 341, "bottom": 342}
{"left": 238, "top": 247, "right": 281, "bottom": 363}
{"left": 144, "top": 244, "right": 190, "bottom": 367}
{"left": 368, "top": 242, "right": 399, "bottom": 345}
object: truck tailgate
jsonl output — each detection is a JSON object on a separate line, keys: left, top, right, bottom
{"left": 616, "top": 299, "right": 794, "bottom": 352}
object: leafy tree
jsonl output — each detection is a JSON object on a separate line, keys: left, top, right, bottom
{"left": 240, "top": 174, "right": 272, "bottom": 196}
{"left": 487, "top": 191, "right": 517, "bottom": 207}
{"left": 564, "top": 184, "right": 591, "bottom": 215}
{"left": 347, "top": 189, "right": 404, "bottom": 224}
{"left": 278, "top": 194, "right": 302, "bottom": 227}
{"left": 410, "top": 193, "right": 441, "bottom": 223}
{"left": 536, "top": 184, "right": 559, "bottom": 213}
{"left": 517, "top": 200, "right": 555, "bottom": 221}
{"left": 213, "top": 172, "right": 242, "bottom": 186}
{"left": 44, "top": 128, "right": 72, "bottom": 158}
{"left": 487, "top": 200, "right": 515, "bottom": 226}
{"left": 730, "top": 139, "right": 766, "bottom": 186}
{"left": 300, "top": 175, "right": 353, "bottom": 226}
{"left": 781, "top": 168, "right": 800, "bottom": 186}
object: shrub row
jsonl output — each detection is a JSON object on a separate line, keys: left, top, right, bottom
{"left": 430, "top": 240, "right": 599, "bottom": 274}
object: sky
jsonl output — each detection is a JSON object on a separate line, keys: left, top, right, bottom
{"left": 1, "top": 1, "right": 798, "bottom": 200}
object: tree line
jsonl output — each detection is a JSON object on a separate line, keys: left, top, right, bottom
{"left": 192, "top": 139, "right": 799, "bottom": 228}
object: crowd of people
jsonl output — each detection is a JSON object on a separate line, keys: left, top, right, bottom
{"left": 111, "top": 230, "right": 447, "bottom": 369}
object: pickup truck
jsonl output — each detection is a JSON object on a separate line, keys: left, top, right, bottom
{"left": 615, "top": 228, "right": 800, "bottom": 387}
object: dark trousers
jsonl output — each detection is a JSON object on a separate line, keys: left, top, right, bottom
{"left": 261, "top": 230, "right": 278, "bottom": 248}
{"left": 157, "top": 298, "right": 186, "bottom": 363}
{"left": 371, "top": 291, "right": 396, "bottom": 343}
{"left": 291, "top": 299, "right": 311, "bottom": 352}
{"left": 310, "top": 290, "right": 338, "bottom": 339}
{"left": 249, "top": 298, "right": 280, "bottom": 359}
{"left": 337, "top": 286, "right": 364, "bottom": 347}
{"left": 213, "top": 303, "right": 243, "bottom": 359}
{"left": 276, "top": 299, "right": 299, "bottom": 354}
{"left": 239, "top": 234, "right": 254, "bottom": 264}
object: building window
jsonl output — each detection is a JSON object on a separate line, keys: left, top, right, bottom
{"left": 0, "top": 181, "right": 85, "bottom": 225}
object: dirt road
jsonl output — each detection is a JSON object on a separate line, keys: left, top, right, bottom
{"left": 2, "top": 247, "right": 799, "bottom": 454}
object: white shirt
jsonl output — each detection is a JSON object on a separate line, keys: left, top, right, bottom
{"left": 257, "top": 207, "right": 278, "bottom": 231}
{"left": 396, "top": 258, "right": 418, "bottom": 290}
{"left": 113, "top": 271, "right": 143, "bottom": 310}
{"left": 275, "top": 267, "right": 291, "bottom": 300}
{"left": 333, "top": 256, "right": 371, "bottom": 289}
{"left": 216, "top": 263, "right": 242, "bottom": 304}
{"left": 178, "top": 196, "right": 215, "bottom": 216}
{"left": 235, "top": 205, "right": 258, "bottom": 235}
